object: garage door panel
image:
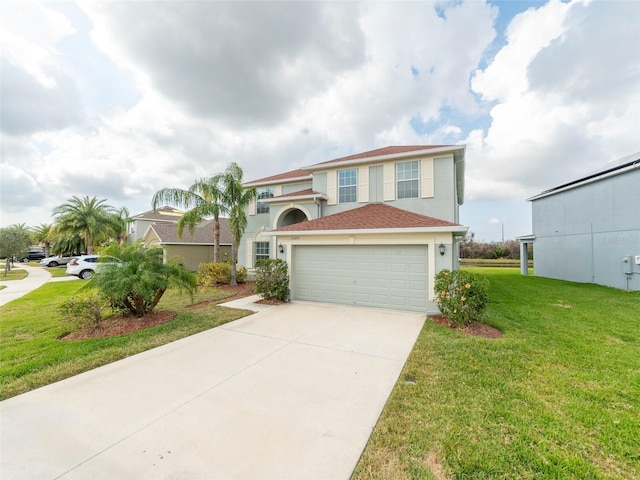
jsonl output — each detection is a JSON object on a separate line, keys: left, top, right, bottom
{"left": 293, "top": 245, "right": 428, "bottom": 312}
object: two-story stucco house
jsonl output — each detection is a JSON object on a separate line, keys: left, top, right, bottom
{"left": 239, "top": 145, "right": 468, "bottom": 313}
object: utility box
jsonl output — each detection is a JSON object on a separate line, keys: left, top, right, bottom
{"left": 623, "top": 256, "right": 634, "bottom": 274}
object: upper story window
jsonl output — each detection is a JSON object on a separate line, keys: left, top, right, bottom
{"left": 396, "top": 161, "right": 419, "bottom": 199}
{"left": 338, "top": 169, "right": 357, "bottom": 203}
{"left": 257, "top": 187, "right": 274, "bottom": 214}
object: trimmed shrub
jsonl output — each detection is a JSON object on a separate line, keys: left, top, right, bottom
{"left": 255, "top": 259, "right": 289, "bottom": 301}
{"left": 58, "top": 294, "right": 108, "bottom": 331}
{"left": 198, "top": 262, "right": 247, "bottom": 286}
{"left": 434, "top": 269, "right": 489, "bottom": 328}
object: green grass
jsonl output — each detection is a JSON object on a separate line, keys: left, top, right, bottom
{"left": 353, "top": 269, "right": 640, "bottom": 480}
{"left": 0, "top": 282, "right": 252, "bottom": 400}
{"left": 45, "top": 266, "right": 71, "bottom": 277}
{"left": 0, "top": 268, "right": 28, "bottom": 280}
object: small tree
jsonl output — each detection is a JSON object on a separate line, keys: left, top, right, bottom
{"left": 89, "top": 243, "right": 197, "bottom": 317}
{"left": 0, "top": 226, "right": 32, "bottom": 276}
{"left": 434, "top": 269, "right": 489, "bottom": 328}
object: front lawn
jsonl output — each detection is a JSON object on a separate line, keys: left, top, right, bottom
{"left": 353, "top": 269, "right": 640, "bottom": 479}
{"left": 0, "top": 282, "right": 252, "bottom": 400}
{"left": 0, "top": 268, "right": 28, "bottom": 280}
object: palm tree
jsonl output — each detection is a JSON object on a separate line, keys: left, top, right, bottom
{"left": 52, "top": 196, "right": 116, "bottom": 254}
{"left": 111, "top": 207, "right": 132, "bottom": 246}
{"left": 151, "top": 177, "right": 226, "bottom": 262}
{"left": 220, "top": 162, "right": 256, "bottom": 285}
{"left": 91, "top": 243, "right": 196, "bottom": 318}
{"left": 32, "top": 224, "right": 52, "bottom": 256}
{"left": 49, "top": 225, "right": 85, "bottom": 255}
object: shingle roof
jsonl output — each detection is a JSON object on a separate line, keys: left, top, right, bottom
{"left": 148, "top": 218, "right": 233, "bottom": 244}
{"left": 272, "top": 203, "right": 461, "bottom": 232}
{"left": 132, "top": 206, "right": 184, "bottom": 221}
{"left": 311, "top": 145, "right": 449, "bottom": 166}
{"left": 272, "top": 188, "right": 325, "bottom": 198}
{"left": 244, "top": 169, "right": 311, "bottom": 186}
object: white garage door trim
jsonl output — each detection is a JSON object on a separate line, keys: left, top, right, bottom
{"left": 292, "top": 245, "right": 428, "bottom": 312}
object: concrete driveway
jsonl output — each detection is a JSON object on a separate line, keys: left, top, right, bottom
{"left": 1, "top": 301, "right": 424, "bottom": 480}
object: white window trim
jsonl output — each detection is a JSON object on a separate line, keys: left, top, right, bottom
{"left": 396, "top": 160, "right": 420, "bottom": 199}
{"left": 338, "top": 168, "right": 358, "bottom": 203}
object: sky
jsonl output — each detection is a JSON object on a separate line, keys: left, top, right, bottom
{"left": 1, "top": 0, "right": 638, "bottom": 242}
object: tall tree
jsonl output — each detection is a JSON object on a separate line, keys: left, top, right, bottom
{"left": 220, "top": 162, "right": 256, "bottom": 285}
{"left": 52, "top": 196, "right": 116, "bottom": 254}
{"left": 49, "top": 225, "right": 85, "bottom": 255}
{"left": 152, "top": 177, "right": 226, "bottom": 262}
{"left": 32, "top": 224, "right": 52, "bottom": 257}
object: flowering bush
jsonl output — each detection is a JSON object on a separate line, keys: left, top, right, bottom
{"left": 434, "top": 269, "right": 489, "bottom": 328}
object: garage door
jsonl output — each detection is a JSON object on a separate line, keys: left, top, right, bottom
{"left": 292, "top": 245, "right": 428, "bottom": 312}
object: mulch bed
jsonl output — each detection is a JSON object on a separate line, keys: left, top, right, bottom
{"left": 430, "top": 315, "right": 502, "bottom": 339}
{"left": 62, "top": 283, "right": 259, "bottom": 340}
{"left": 61, "top": 311, "right": 178, "bottom": 340}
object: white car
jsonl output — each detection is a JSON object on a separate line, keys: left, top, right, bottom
{"left": 65, "top": 255, "right": 100, "bottom": 279}
{"left": 40, "top": 255, "right": 74, "bottom": 267}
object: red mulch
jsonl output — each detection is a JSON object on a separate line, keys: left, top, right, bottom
{"left": 62, "top": 283, "right": 259, "bottom": 340}
{"left": 430, "top": 315, "right": 502, "bottom": 339}
{"left": 61, "top": 311, "right": 178, "bottom": 340}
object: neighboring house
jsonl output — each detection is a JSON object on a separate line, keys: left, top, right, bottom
{"left": 127, "top": 206, "right": 184, "bottom": 243}
{"left": 520, "top": 152, "right": 640, "bottom": 291}
{"left": 239, "top": 145, "right": 468, "bottom": 312}
{"left": 142, "top": 218, "right": 233, "bottom": 271}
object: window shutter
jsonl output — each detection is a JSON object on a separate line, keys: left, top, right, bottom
{"left": 421, "top": 158, "right": 434, "bottom": 198}
{"left": 358, "top": 166, "right": 369, "bottom": 203}
{"left": 327, "top": 170, "right": 337, "bottom": 205}
{"left": 246, "top": 239, "right": 254, "bottom": 268}
{"left": 383, "top": 163, "right": 395, "bottom": 201}
{"left": 248, "top": 197, "right": 256, "bottom": 216}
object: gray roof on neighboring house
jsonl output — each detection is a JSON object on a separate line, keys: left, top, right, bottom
{"left": 132, "top": 206, "right": 184, "bottom": 222}
{"left": 147, "top": 218, "right": 233, "bottom": 245}
{"left": 528, "top": 152, "right": 640, "bottom": 201}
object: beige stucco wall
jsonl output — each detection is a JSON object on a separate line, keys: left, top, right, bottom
{"left": 164, "top": 245, "right": 233, "bottom": 271}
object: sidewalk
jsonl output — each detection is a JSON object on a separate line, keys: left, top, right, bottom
{"left": 0, "top": 264, "right": 54, "bottom": 307}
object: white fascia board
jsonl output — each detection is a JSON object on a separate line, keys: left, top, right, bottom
{"left": 527, "top": 161, "right": 640, "bottom": 201}
{"left": 516, "top": 234, "right": 536, "bottom": 241}
{"left": 141, "top": 224, "right": 156, "bottom": 241}
{"left": 304, "top": 145, "right": 466, "bottom": 171}
{"left": 243, "top": 175, "right": 312, "bottom": 188}
{"left": 263, "top": 225, "right": 469, "bottom": 236}
{"left": 158, "top": 242, "right": 233, "bottom": 246}
{"left": 262, "top": 194, "right": 328, "bottom": 203}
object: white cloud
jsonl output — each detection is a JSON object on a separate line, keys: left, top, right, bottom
{"left": 0, "top": 0, "right": 638, "bottom": 237}
{"left": 466, "top": 0, "right": 640, "bottom": 201}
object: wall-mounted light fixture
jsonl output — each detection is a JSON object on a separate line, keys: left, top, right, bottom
{"left": 439, "top": 242, "right": 446, "bottom": 256}
{"left": 279, "top": 244, "right": 284, "bottom": 254}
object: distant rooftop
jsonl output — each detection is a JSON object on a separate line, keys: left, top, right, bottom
{"left": 529, "top": 152, "right": 640, "bottom": 201}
